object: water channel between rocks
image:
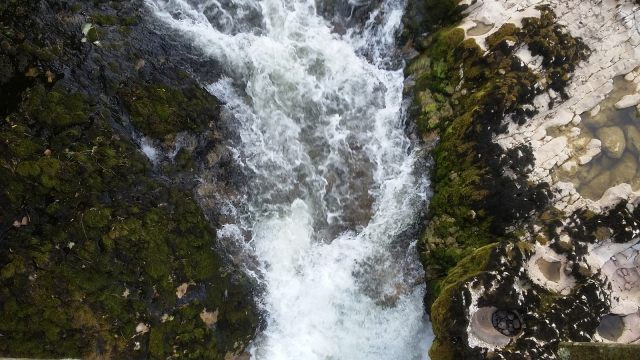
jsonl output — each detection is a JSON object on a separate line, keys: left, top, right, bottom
{"left": 146, "top": 0, "right": 434, "bottom": 358}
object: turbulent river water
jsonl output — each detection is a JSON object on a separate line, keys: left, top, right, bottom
{"left": 146, "top": 0, "right": 434, "bottom": 358}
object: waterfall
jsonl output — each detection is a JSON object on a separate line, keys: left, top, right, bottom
{"left": 145, "top": 0, "right": 434, "bottom": 358}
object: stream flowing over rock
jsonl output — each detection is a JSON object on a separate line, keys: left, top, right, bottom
{"left": 146, "top": 0, "right": 434, "bottom": 358}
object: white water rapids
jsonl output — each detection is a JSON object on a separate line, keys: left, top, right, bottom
{"left": 146, "top": 0, "right": 434, "bottom": 358}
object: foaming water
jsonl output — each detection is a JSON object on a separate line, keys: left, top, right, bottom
{"left": 146, "top": 0, "right": 433, "bottom": 358}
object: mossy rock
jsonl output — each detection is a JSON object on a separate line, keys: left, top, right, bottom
{"left": 0, "top": 80, "right": 257, "bottom": 358}
{"left": 120, "top": 83, "right": 216, "bottom": 138}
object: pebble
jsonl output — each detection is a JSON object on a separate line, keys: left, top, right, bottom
{"left": 492, "top": 309, "right": 523, "bottom": 337}
{"left": 514, "top": 319, "right": 521, "bottom": 329}
{"left": 622, "top": 268, "right": 629, "bottom": 276}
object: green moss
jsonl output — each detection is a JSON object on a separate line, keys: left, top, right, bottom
{"left": 0, "top": 81, "right": 256, "bottom": 358}
{"left": 86, "top": 27, "right": 99, "bottom": 42}
{"left": 120, "top": 83, "right": 216, "bottom": 138}
{"left": 486, "top": 23, "right": 518, "bottom": 49}
{"left": 429, "top": 243, "right": 497, "bottom": 359}
{"left": 16, "top": 161, "right": 40, "bottom": 177}
{"left": 91, "top": 13, "right": 118, "bottom": 26}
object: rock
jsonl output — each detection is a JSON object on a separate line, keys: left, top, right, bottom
{"left": 21, "top": 216, "right": 28, "bottom": 225}
{"left": 581, "top": 171, "right": 611, "bottom": 200}
{"left": 597, "top": 127, "right": 626, "bottom": 159}
{"left": 513, "top": 319, "right": 520, "bottom": 329}
{"left": 614, "top": 93, "right": 640, "bottom": 109}
{"left": 577, "top": 139, "right": 602, "bottom": 165}
{"left": 200, "top": 308, "right": 219, "bottom": 327}
{"left": 583, "top": 112, "right": 610, "bottom": 128}
{"left": 498, "top": 321, "right": 506, "bottom": 330}
{"left": 44, "top": 149, "right": 51, "bottom": 156}
{"left": 610, "top": 152, "right": 637, "bottom": 184}
{"left": 623, "top": 125, "right": 640, "bottom": 155}
{"left": 577, "top": 162, "right": 602, "bottom": 184}
{"left": 535, "top": 136, "right": 568, "bottom": 166}
{"left": 135, "top": 322, "right": 149, "bottom": 334}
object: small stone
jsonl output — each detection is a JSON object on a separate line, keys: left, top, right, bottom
{"left": 508, "top": 313, "right": 515, "bottom": 320}
{"left": 615, "top": 94, "right": 640, "bottom": 109}
{"left": 21, "top": 216, "right": 28, "bottom": 226}
{"left": 498, "top": 321, "right": 507, "bottom": 330}
{"left": 44, "top": 149, "right": 51, "bottom": 156}
{"left": 502, "top": 329, "right": 511, "bottom": 336}
{"left": 508, "top": 324, "right": 514, "bottom": 333}
{"left": 135, "top": 322, "right": 149, "bottom": 334}
{"left": 12, "top": 220, "right": 21, "bottom": 227}
{"left": 621, "top": 268, "right": 629, "bottom": 276}
{"left": 513, "top": 319, "right": 521, "bottom": 329}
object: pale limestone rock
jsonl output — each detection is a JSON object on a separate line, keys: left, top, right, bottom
{"left": 615, "top": 94, "right": 640, "bottom": 109}
{"left": 599, "top": 184, "right": 633, "bottom": 209}
{"left": 136, "top": 322, "right": 149, "bottom": 334}
{"left": 578, "top": 139, "right": 602, "bottom": 165}
{"left": 560, "top": 160, "right": 579, "bottom": 177}
{"left": 597, "top": 126, "right": 626, "bottom": 159}
{"left": 176, "top": 281, "right": 196, "bottom": 299}
{"left": 200, "top": 308, "right": 219, "bottom": 327}
{"left": 571, "top": 114, "right": 581, "bottom": 126}
{"left": 535, "top": 137, "right": 567, "bottom": 168}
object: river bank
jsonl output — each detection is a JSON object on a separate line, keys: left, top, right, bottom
{"left": 0, "top": 0, "right": 258, "bottom": 358}
{"left": 401, "top": 0, "right": 640, "bottom": 358}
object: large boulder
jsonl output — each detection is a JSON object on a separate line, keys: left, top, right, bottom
{"left": 597, "top": 126, "right": 626, "bottom": 159}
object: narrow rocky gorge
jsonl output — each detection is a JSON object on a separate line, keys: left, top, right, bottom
{"left": 2, "top": 0, "right": 640, "bottom": 359}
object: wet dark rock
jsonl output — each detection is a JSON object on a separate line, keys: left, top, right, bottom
{"left": 0, "top": 0, "right": 258, "bottom": 358}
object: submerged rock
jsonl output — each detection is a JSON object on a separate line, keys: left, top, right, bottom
{"left": 597, "top": 126, "right": 626, "bottom": 159}
{"left": 623, "top": 125, "right": 640, "bottom": 155}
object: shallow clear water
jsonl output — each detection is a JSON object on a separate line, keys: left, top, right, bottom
{"left": 145, "top": 0, "right": 434, "bottom": 358}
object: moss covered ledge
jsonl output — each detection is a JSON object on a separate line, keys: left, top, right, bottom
{"left": 402, "top": 2, "right": 591, "bottom": 358}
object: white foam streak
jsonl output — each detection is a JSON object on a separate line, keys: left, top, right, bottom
{"left": 146, "top": 0, "right": 434, "bottom": 358}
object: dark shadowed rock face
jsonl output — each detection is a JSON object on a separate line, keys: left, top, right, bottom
{"left": 0, "top": 0, "right": 258, "bottom": 358}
